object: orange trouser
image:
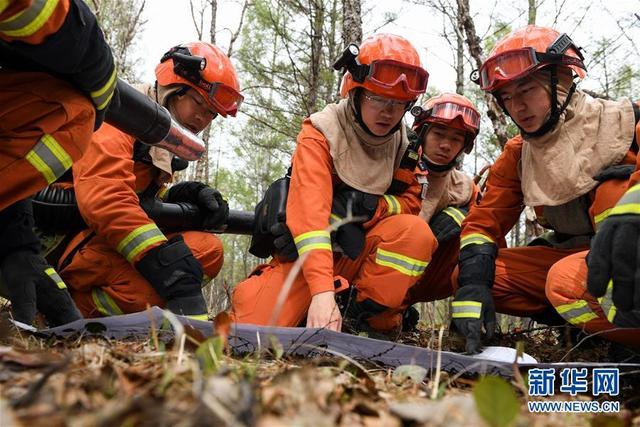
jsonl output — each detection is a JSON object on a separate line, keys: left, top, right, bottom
{"left": 231, "top": 214, "right": 437, "bottom": 331}
{"left": 546, "top": 251, "right": 640, "bottom": 347}
{"left": 406, "top": 235, "right": 460, "bottom": 304}
{"left": 0, "top": 71, "right": 95, "bottom": 211}
{"left": 59, "top": 230, "right": 224, "bottom": 317}
{"left": 453, "top": 246, "right": 587, "bottom": 316}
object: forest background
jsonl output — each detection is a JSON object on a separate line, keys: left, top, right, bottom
{"left": 88, "top": 0, "right": 640, "bottom": 325}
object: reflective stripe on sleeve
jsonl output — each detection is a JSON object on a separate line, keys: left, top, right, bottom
{"left": 117, "top": 223, "right": 166, "bottom": 263}
{"left": 597, "top": 280, "right": 617, "bottom": 323}
{"left": 383, "top": 194, "right": 401, "bottom": 216}
{"left": 91, "top": 288, "right": 124, "bottom": 316}
{"left": 451, "top": 301, "right": 482, "bottom": 319}
{"left": 442, "top": 206, "right": 466, "bottom": 226}
{"left": 44, "top": 267, "right": 66, "bottom": 289}
{"left": 0, "top": 0, "right": 59, "bottom": 37}
{"left": 90, "top": 68, "right": 118, "bottom": 110}
{"left": 609, "top": 184, "right": 640, "bottom": 216}
{"left": 25, "top": 134, "right": 73, "bottom": 184}
{"left": 555, "top": 300, "right": 599, "bottom": 325}
{"left": 293, "top": 230, "right": 331, "bottom": 255}
{"left": 460, "top": 233, "right": 494, "bottom": 249}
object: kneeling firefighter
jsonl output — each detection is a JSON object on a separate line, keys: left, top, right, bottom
{"left": 383, "top": 94, "right": 482, "bottom": 330}
{"left": 56, "top": 42, "right": 243, "bottom": 319}
{"left": 232, "top": 34, "right": 435, "bottom": 332}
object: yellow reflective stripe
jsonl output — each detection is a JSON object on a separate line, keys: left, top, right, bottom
{"left": 597, "top": 280, "right": 617, "bottom": 323}
{"left": 329, "top": 213, "right": 341, "bottom": 224}
{"left": 91, "top": 288, "right": 123, "bottom": 316}
{"left": 188, "top": 314, "right": 209, "bottom": 321}
{"left": 25, "top": 134, "right": 73, "bottom": 184}
{"left": 443, "top": 207, "right": 466, "bottom": 226}
{"left": 593, "top": 208, "right": 611, "bottom": 228}
{"left": 460, "top": 233, "right": 494, "bottom": 249}
{"left": 117, "top": 223, "right": 167, "bottom": 263}
{"left": 383, "top": 195, "right": 401, "bottom": 216}
{"left": 451, "top": 301, "right": 482, "bottom": 318}
{"left": 91, "top": 68, "right": 118, "bottom": 110}
{"left": 375, "top": 248, "right": 428, "bottom": 277}
{"left": 0, "top": 0, "right": 58, "bottom": 37}
{"left": 44, "top": 267, "right": 66, "bottom": 289}
{"left": 556, "top": 300, "right": 599, "bottom": 325}
{"left": 609, "top": 184, "right": 640, "bottom": 216}
{"left": 0, "top": 0, "right": 10, "bottom": 14}
{"left": 158, "top": 186, "right": 169, "bottom": 199}
{"left": 293, "top": 230, "right": 331, "bottom": 255}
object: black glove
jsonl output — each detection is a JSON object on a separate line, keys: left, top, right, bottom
{"left": 429, "top": 206, "right": 468, "bottom": 244}
{"left": 330, "top": 188, "right": 374, "bottom": 260}
{"left": 271, "top": 214, "right": 298, "bottom": 262}
{"left": 166, "top": 182, "right": 229, "bottom": 230}
{"left": 453, "top": 243, "right": 498, "bottom": 354}
{"left": 332, "top": 188, "right": 379, "bottom": 222}
{"left": 587, "top": 183, "right": 640, "bottom": 322}
{"left": 452, "top": 285, "right": 496, "bottom": 354}
{"left": 402, "top": 305, "right": 420, "bottom": 332}
{"left": 136, "top": 235, "right": 207, "bottom": 317}
{"left": 593, "top": 164, "right": 635, "bottom": 182}
{"left": 1, "top": 252, "right": 82, "bottom": 326}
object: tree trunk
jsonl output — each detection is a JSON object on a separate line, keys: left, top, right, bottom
{"left": 308, "top": 0, "right": 324, "bottom": 114}
{"left": 456, "top": 0, "right": 510, "bottom": 148}
{"left": 209, "top": 0, "right": 217, "bottom": 44}
{"left": 455, "top": 4, "right": 465, "bottom": 94}
{"left": 342, "top": 0, "right": 362, "bottom": 46}
{"left": 528, "top": 0, "right": 537, "bottom": 25}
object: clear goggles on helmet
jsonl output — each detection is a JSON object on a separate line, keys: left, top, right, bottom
{"left": 411, "top": 102, "right": 480, "bottom": 133}
{"left": 162, "top": 46, "right": 244, "bottom": 113}
{"left": 472, "top": 33, "right": 586, "bottom": 91}
{"left": 366, "top": 59, "right": 429, "bottom": 95}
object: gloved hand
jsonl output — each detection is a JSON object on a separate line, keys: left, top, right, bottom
{"left": 429, "top": 206, "right": 468, "bottom": 244}
{"left": 166, "top": 181, "right": 229, "bottom": 230}
{"left": 451, "top": 285, "right": 496, "bottom": 354}
{"left": 587, "top": 183, "right": 640, "bottom": 323}
{"left": 136, "top": 235, "right": 208, "bottom": 317}
{"left": 1, "top": 252, "right": 82, "bottom": 326}
{"left": 330, "top": 188, "right": 373, "bottom": 260}
{"left": 333, "top": 188, "right": 379, "bottom": 222}
{"left": 271, "top": 213, "right": 298, "bottom": 262}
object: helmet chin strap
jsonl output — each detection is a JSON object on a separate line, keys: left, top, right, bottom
{"left": 496, "top": 65, "right": 577, "bottom": 138}
{"left": 418, "top": 125, "right": 462, "bottom": 172}
{"left": 350, "top": 89, "right": 412, "bottom": 137}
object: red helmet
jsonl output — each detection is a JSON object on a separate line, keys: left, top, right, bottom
{"left": 156, "top": 42, "right": 243, "bottom": 117}
{"left": 475, "top": 25, "right": 586, "bottom": 92}
{"left": 339, "top": 34, "right": 428, "bottom": 101}
{"left": 411, "top": 93, "right": 479, "bottom": 154}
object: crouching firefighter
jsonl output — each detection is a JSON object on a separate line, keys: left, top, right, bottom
{"left": 375, "top": 94, "right": 482, "bottom": 331}
{"left": 0, "top": 0, "right": 119, "bottom": 326}
{"left": 56, "top": 42, "right": 243, "bottom": 319}
{"left": 453, "top": 25, "right": 640, "bottom": 354}
{"left": 231, "top": 34, "right": 435, "bottom": 333}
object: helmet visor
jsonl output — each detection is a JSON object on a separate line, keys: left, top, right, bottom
{"left": 431, "top": 102, "right": 481, "bottom": 133}
{"left": 208, "top": 82, "right": 244, "bottom": 114}
{"left": 479, "top": 47, "right": 586, "bottom": 91}
{"left": 368, "top": 59, "right": 428, "bottom": 95}
{"left": 479, "top": 48, "right": 539, "bottom": 91}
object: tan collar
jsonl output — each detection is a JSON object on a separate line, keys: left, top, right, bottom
{"left": 309, "top": 98, "right": 408, "bottom": 195}
{"left": 520, "top": 90, "right": 635, "bottom": 206}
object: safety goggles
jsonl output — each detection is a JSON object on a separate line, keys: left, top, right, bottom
{"left": 412, "top": 102, "right": 480, "bottom": 132}
{"left": 474, "top": 34, "right": 586, "bottom": 91}
{"left": 366, "top": 59, "right": 429, "bottom": 96}
{"left": 196, "top": 79, "right": 244, "bottom": 114}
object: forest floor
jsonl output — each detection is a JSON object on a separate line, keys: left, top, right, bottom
{"left": 0, "top": 308, "right": 638, "bottom": 427}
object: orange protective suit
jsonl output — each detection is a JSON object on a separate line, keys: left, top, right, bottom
{"left": 231, "top": 119, "right": 436, "bottom": 331}
{"left": 57, "top": 124, "right": 224, "bottom": 317}
{"left": 544, "top": 121, "right": 640, "bottom": 346}
{"left": 0, "top": 71, "right": 95, "bottom": 211}
{"left": 0, "top": 0, "right": 95, "bottom": 210}
{"left": 460, "top": 126, "right": 640, "bottom": 346}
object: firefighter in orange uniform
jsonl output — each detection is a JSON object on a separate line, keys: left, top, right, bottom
{"left": 57, "top": 42, "right": 243, "bottom": 320}
{"left": 397, "top": 94, "right": 481, "bottom": 327}
{"left": 232, "top": 34, "right": 435, "bottom": 332}
{"left": 452, "top": 25, "right": 640, "bottom": 354}
{"left": 0, "top": 0, "right": 117, "bottom": 325}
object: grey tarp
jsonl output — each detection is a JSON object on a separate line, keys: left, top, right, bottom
{"left": 16, "top": 307, "right": 640, "bottom": 378}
